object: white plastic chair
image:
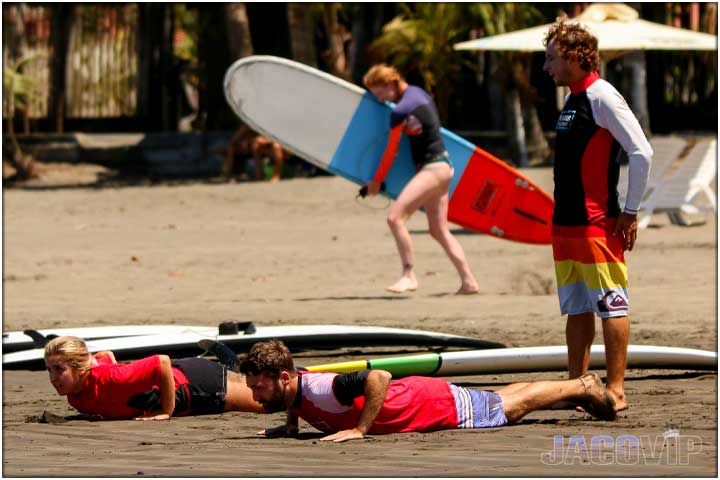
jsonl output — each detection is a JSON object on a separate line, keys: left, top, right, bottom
{"left": 618, "top": 136, "right": 687, "bottom": 205}
{"left": 637, "top": 139, "right": 717, "bottom": 228}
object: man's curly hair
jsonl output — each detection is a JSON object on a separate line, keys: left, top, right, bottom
{"left": 544, "top": 18, "right": 600, "bottom": 73}
{"left": 240, "top": 339, "right": 296, "bottom": 378}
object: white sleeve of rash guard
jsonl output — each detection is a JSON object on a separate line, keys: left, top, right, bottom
{"left": 589, "top": 82, "right": 653, "bottom": 214}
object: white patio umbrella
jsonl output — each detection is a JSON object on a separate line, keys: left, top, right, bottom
{"left": 454, "top": 3, "right": 717, "bottom": 142}
{"left": 454, "top": 3, "right": 717, "bottom": 53}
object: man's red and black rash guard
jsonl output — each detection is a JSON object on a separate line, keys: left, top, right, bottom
{"left": 552, "top": 71, "right": 652, "bottom": 229}
{"left": 373, "top": 85, "right": 447, "bottom": 183}
{"left": 289, "top": 371, "right": 457, "bottom": 434}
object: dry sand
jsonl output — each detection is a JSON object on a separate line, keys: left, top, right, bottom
{"left": 2, "top": 164, "right": 717, "bottom": 477}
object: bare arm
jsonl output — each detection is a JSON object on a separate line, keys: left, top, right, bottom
{"left": 320, "top": 369, "right": 392, "bottom": 442}
{"left": 135, "top": 355, "right": 175, "bottom": 421}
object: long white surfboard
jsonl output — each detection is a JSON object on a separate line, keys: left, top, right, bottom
{"left": 2, "top": 324, "right": 505, "bottom": 370}
{"left": 306, "top": 345, "right": 718, "bottom": 376}
{"left": 2, "top": 325, "right": 201, "bottom": 354}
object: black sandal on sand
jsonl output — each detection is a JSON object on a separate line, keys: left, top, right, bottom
{"left": 577, "top": 373, "right": 617, "bottom": 421}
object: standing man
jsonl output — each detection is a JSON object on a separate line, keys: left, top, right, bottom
{"left": 240, "top": 340, "right": 616, "bottom": 443}
{"left": 543, "top": 19, "right": 653, "bottom": 411}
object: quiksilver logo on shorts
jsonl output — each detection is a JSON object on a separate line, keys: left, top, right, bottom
{"left": 556, "top": 109, "right": 576, "bottom": 131}
{"left": 597, "top": 291, "right": 628, "bottom": 313}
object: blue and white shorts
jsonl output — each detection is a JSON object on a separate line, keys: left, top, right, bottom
{"left": 450, "top": 384, "right": 508, "bottom": 429}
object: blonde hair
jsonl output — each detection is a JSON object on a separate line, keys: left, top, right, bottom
{"left": 363, "top": 64, "right": 404, "bottom": 89}
{"left": 44, "top": 336, "right": 93, "bottom": 373}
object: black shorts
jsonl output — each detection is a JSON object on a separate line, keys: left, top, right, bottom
{"left": 172, "top": 358, "right": 227, "bottom": 415}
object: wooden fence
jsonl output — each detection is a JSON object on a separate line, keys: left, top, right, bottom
{"left": 3, "top": 4, "right": 138, "bottom": 121}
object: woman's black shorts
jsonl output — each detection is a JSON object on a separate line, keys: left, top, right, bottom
{"left": 172, "top": 358, "right": 227, "bottom": 415}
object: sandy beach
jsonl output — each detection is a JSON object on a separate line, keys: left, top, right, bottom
{"left": 2, "top": 164, "right": 717, "bottom": 477}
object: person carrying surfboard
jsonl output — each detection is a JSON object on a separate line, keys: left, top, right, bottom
{"left": 543, "top": 19, "right": 653, "bottom": 412}
{"left": 241, "top": 340, "right": 617, "bottom": 443}
{"left": 44, "top": 336, "right": 264, "bottom": 421}
{"left": 361, "top": 64, "right": 479, "bottom": 295}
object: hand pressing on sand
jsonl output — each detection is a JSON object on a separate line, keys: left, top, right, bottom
{"left": 258, "top": 423, "right": 299, "bottom": 438}
{"left": 321, "top": 428, "right": 366, "bottom": 443}
{"left": 135, "top": 413, "right": 171, "bottom": 421}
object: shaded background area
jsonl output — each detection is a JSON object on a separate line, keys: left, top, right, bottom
{"left": 2, "top": 2, "right": 717, "bottom": 177}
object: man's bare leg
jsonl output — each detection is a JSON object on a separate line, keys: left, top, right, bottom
{"left": 270, "top": 143, "right": 284, "bottom": 183}
{"left": 498, "top": 373, "right": 616, "bottom": 423}
{"left": 602, "top": 315, "right": 629, "bottom": 411}
{"left": 567, "top": 312, "right": 595, "bottom": 379}
{"left": 222, "top": 148, "right": 235, "bottom": 178}
{"left": 550, "top": 312, "right": 596, "bottom": 410}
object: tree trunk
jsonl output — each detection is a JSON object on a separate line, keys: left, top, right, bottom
{"left": 160, "top": 7, "right": 176, "bottom": 131}
{"left": 287, "top": 4, "right": 317, "bottom": 67}
{"left": 197, "top": 5, "right": 235, "bottom": 129}
{"left": 5, "top": 117, "right": 36, "bottom": 180}
{"left": 484, "top": 54, "right": 505, "bottom": 130}
{"left": 225, "top": 3, "right": 253, "bottom": 61}
{"left": 523, "top": 106, "right": 549, "bottom": 165}
{"left": 624, "top": 50, "right": 650, "bottom": 134}
{"left": 349, "top": 3, "right": 384, "bottom": 84}
{"left": 505, "top": 88, "right": 528, "bottom": 167}
{"left": 321, "top": 4, "right": 349, "bottom": 80}
{"left": 48, "top": 5, "right": 70, "bottom": 133}
{"left": 136, "top": 5, "right": 176, "bottom": 131}
{"left": 516, "top": 54, "right": 549, "bottom": 165}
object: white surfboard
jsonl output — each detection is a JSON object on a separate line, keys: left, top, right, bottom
{"left": 2, "top": 325, "right": 201, "bottom": 354}
{"left": 435, "top": 345, "right": 717, "bottom": 374}
{"left": 2, "top": 324, "right": 504, "bottom": 370}
{"left": 306, "top": 345, "right": 718, "bottom": 376}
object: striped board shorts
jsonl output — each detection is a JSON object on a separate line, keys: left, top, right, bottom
{"left": 552, "top": 225, "right": 629, "bottom": 318}
{"left": 450, "top": 384, "right": 508, "bottom": 429}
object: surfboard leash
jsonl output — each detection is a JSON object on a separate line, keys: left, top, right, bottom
{"left": 355, "top": 182, "right": 390, "bottom": 209}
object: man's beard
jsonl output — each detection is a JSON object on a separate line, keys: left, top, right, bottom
{"left": 260, "top": 384, "right": 287, "bottom": 413}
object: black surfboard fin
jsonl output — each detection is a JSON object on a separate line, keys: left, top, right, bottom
{"left": 218, "top": 321, "right": 256, "bottom": 335}
{"left": 23, "top": 329, "right": 51, "bottom": 349}
{"left": 198, "top": 339, "right": 240, "bottom": 372}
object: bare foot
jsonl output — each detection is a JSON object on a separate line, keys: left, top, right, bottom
{"left": 577, "top": 373, "right": 617, "bottom": 421}
{"left": 607, "top": 389, "right": 628, "bottom": 411}
{"left": 456, "top": 285, "right": 479, "bottom": 295}
{"left": 386, "top": 276, "right": 418, "bottom": 294}
{"left": 270, "top": 175, "right": 281, "bottom": 184}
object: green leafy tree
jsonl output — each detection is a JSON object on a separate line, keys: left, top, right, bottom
{"left": 470, "top": 3, "right": 549, "bottom": 165}
{"left": 367, "top": 3, "right": 475, "bottom": 121}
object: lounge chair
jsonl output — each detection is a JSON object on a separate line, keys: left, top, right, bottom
{"left": 637, "top": 138, "right": 717, "bottom": 228}
{"left": 618, "top": 136, "right": 687, "bottom": 205}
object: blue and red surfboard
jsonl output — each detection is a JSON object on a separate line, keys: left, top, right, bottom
{"left": 224, "top": 56, "right": 553, "bottom": 244}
